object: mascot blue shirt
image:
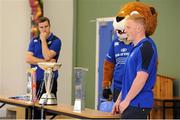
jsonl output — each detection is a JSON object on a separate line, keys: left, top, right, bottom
{"left": 105, "top": 35, "right": 133, "bottom": 91}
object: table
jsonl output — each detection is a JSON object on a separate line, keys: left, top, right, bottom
{"left": 154, "top": 97, "right": 180, "bottom": 119}
{"left": 36, "top": 103, "right": 119, "bottom": 119}
{"left": 0, "top": 96, "right": 33, "bottom": 119}
{"left": 0, "top": 96, "right": 119, "bottom": 119}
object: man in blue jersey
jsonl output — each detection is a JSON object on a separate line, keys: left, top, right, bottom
{"left": 102, "top": 17, "right": 133, "bottom": 102}
{"left": 26, "top": 17, "right": 61, "bottom": 118}
{"left": 112, "top": 14, "right": 158, "bottom": 119}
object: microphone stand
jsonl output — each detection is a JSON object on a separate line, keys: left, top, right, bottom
{"left": 40, "top": 72, "right": 54, "bottom": 120}
{"left": 32, "top": 80, "right": 45, "bottom": 119}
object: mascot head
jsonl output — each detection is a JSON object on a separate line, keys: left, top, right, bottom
{"left": 114, "top": 2, "right": 157, "bottom": 37}
{"left": 113, "top": 16, "right": 127, "bottom": 41}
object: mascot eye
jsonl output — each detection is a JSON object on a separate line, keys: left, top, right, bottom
{"left": 117, "top": 30, "right": 125, "bottom": 34}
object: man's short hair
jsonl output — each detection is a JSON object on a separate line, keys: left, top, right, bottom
{"left": 37, "top": 17, "right": 50, "bottom": 26}
{"left": 127, "top": 14, "right": 146, "bottom": 31}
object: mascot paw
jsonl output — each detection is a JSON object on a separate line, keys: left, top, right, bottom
{"left": 102, "top": 88, "right": 112, "bottom": 100}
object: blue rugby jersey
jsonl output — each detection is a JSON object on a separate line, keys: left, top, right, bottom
{"left": 105, "top": 37, "right": 133, "bottom": 91}
{"left": 28, "top": 33, "right": 61, "bottom": 82}
{"left": 121, "top": 37, "right": 158, "bottom": 108}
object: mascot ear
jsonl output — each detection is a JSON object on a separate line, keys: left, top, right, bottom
{"left": 130, "top": 11, "right": 139, "bottom": 15}
{"left": 113, "top": 17, "right": 126, "bottom": 31}
{"left": 150, "top": 7, "right": 156, "bottom": 15}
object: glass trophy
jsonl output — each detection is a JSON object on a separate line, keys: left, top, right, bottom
{"left": 38, "top": 62, "right": 62, "bottom": 105}
{"left": 73, "top": 67, "right": 88, "bottom": 113}
{"left": 26, "top": 67, "right": 37, "bottom": 102}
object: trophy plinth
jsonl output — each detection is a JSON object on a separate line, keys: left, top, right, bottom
{"left": 38, "top": 93, "right": 57, "bottom": 105}
{"left": 38, "top": 62, "right": 61, "bottom": 105}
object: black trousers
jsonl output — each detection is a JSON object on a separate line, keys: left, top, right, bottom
{"left": 113, "top": 88, "right": 120, "bottom": 102}
{"left": 121, "top": 106, "right": 151, "bottom": 119}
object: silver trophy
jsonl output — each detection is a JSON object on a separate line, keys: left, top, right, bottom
{"left": 26, "top": 67, "right": 37, "bottom": 102}
{"left": 73, "top": 67, "right": 88, "bottom": 113}
{"left": 38, "top": 62, "right": 62, "bottom": 105}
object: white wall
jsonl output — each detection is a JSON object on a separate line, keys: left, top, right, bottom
{"left": 0, "top": 0, "right": 2, "bottom": 94}
{"left": 0, "top": 0, "right": 30, "bottom": 96}
{"left": 0, "top": 0, "right": 30, "bottom": 117}
{"left": 44, "top": 0, "right": 73, "bottom": 105}
{"left": 0, "top": 0, "right": 73, "bottom": 106}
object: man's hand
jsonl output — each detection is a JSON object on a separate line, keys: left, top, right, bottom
{"left": 49, "top": 59, "right": 56, "bottom": 62}
{"left": 40, "top": 32, "right": 48, "bottom": 42}
{"left": 111, "top": 97, "right": 120, "bottom": 115}
{"left": 102, "top": 88, "right": 112, "bottom": 100}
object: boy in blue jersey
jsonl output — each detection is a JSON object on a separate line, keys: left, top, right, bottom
{"left": 102, "top": 17, "right": 133, "bottom": 102}
{"left": 112, "top": 14, "right": 158, "bottom": 119}
{"left": 26, "top": 17, "right": 61, "bottom": 118}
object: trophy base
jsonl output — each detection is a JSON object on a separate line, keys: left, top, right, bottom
{"left": 73, "top": 99, "right": 85, "bottom": 113}
{"left": 39, "top": 93, "right": 57, "bottom": 105}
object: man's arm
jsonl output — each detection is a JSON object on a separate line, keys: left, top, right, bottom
{"left": 112, "top": 92, "right": 121, "bottom": 115}
{"left": 102, "top": 60, "right": 114, "bottom": 99}
{"left": 40, "top": 33, "right": 57, "bottom": 61}
{"left": 41, "top": 40, "right": 56, "bottom": 61}
{"left": 102, "top": 60, "right": 115, "bottom": 88}
{"left": 119, "top": 71, "right": 148, "bottom": 113}
{"left": 26, "top": 52, "right": 46, "bottom": 65}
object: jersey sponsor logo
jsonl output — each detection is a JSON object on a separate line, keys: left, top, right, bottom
{"left": 115, "top": 53, "right": 129, "bottom": 57}
{"left": 114, "top": 42, "right": 119, "bottom": 46}
{"left": 34, "top": 39, "right": 38, "bottom": 42}
{"left": 115, "top": 53, "right": 120, "bottom": 57}
{"left": 115, "top": 48, "right": 129, "bottom": 57}
{"left": 120, "top": 52, "right": 129, "bottom": 56}
{"left": 121, "top": 48, "right": 127, "bottom": 52}
{"left": 116, "top": 57, "right": 127, "bottom": 65}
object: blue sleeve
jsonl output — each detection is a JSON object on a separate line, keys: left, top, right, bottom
{"left": 28, "top": 38, "right": 35, "bottom": 53}
{"left": 49, "top": 38, "right": 62, "bottom": 55}
{"left": 105, "top": 41, "right": 116, "bottom": 64}
{"left": 137, "top": 42, "right": 154, "bottom": 74}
